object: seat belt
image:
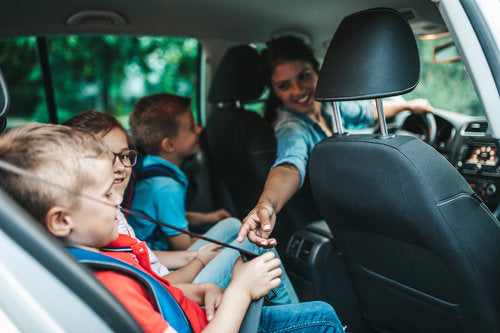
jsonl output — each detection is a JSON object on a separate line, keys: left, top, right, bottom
{"left": 67, "top": 247, "right": 193, "bottom": 333}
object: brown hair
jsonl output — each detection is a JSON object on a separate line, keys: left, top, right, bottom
{"left": 129, "top": 93, "right": 192, "bottom": 155}
{"left": 0, "top": 123, "right": 110, "bottom": 223}
{"left": 260, "top": 35, "right": 320, "bottom": 124}
{"left": 63, "top": 110, "right": 132, "bottom": 147}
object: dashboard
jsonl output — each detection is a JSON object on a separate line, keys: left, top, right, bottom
{"left": 453, "top": 123, "right": 500, "bottom": 212}
{"left": 391, "top": 110, "right": 499, "bottom": 212}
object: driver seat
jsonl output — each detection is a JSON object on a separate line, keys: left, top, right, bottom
{"left": 310, "top": 8, "right": 500, "bottom": 332}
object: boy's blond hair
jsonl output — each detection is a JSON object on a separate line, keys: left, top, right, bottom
{"left": 0, "top": 123, "right": 110, "bottom": 222}
{"left": 130, "top": 93, "right": 191, "bottom": 155}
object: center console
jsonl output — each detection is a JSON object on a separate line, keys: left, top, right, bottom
{"left": 453, "top": 123, "right": 500, "bottom": 211}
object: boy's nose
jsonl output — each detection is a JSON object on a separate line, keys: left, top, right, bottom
{"left": 195, "top": 124, "right": 202, "bottom": 134}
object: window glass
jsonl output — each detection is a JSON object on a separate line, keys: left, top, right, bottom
{"left": 0, "top": 36, "right": 200, "bottom": 128}
{"left": 403, "top": 35, "right": 483, "bottom": 116}
{"left": 0, "top": 37, "right": 46, "bottom": 126}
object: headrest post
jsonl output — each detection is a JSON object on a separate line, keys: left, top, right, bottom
{"left": 375, "top": 98, "right": 393, "bottom": 138}
{"left": 332, "top": 102, "right": 345, "bottom": 135}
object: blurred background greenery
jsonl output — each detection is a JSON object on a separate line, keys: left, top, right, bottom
{"left": 0, "top": 34, "right": 482, "bottom": 129}
{"left": 0, "top": 36, "right": 199, "bottom": 127}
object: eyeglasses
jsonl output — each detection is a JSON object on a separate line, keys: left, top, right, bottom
{"left": 111, "top": 150, "right": 138, "bottom": 167}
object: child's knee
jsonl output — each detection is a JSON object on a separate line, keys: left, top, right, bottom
{"left": 216, "top": 217, "right": 242, "bottom": 234}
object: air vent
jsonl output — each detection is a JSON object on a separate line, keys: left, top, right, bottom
{"left": 298, "top": 239, "right": 314, "bottom": 262}
{"left": 462, "top": 122, "right": 488, "bottom": 136}
{"left": 287, "top": 236, "right": 302, "bottom": 257}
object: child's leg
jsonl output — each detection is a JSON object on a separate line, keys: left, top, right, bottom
{"left": 188, "top": 217, "right": 241, "bottom": 249}
{"left": 259, "top": 301, "right": 344, "bottom": 333}
{"left": 191, "top": 236, "right": 299, "bottom": 305}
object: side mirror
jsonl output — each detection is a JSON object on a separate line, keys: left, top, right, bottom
{"left": 433, "top": 41, "right": 461, "bottom": 64}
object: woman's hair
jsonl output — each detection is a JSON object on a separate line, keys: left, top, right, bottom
{"left": 260, "top": 35, "right": 320, "bottom": 124}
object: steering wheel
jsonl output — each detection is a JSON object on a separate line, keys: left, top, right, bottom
{"left": 395, "top": 112, "right": 437, "bottom": 146}
{"left": 423, "top": 112, "right": 437, "bottom": 146}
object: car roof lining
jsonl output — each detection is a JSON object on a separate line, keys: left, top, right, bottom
{"left": 0, "top": 0, "right": 446, "bottom": 57}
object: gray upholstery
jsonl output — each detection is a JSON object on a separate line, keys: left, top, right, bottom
{"left": 310, "top": 7, "right": 500, "bottom": 332}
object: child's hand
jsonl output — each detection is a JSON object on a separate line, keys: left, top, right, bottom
{"left": 229, "top": 251, "right": 282, "bottom": 301}
{"left": 200, "top": 283, "right": 223, "bottom": 321}
{"left": 205, "top": 209, "right": 231, "bottom": 223}
{"left": 194, "top": 243, "right": 222, "bottom": 266}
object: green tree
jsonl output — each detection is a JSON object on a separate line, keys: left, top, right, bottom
{"left": 0, "top": 35, "right": 199, "bottom": 126}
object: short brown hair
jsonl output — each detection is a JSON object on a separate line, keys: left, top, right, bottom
{"left": 63, "top": 110, "right": 132, "bottom": 148}
{"left": 0, "top": 123, "right": 110, "bottom": 223}
{"left": 129, "top": 93, "right": 191, "bottom": 155}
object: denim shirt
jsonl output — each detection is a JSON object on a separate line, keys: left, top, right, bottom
{"left": 272, "top": 101, "right": 374, "bottom": 187}
{"left": 128, "top": 155, "right": 189, "bottom": 251}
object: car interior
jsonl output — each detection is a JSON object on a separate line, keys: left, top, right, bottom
{"left": 0, "top": 0, "right": 499, "bottom": 332}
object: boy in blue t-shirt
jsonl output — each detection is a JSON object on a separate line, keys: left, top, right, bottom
{"left": 128, "top": 93, "right": 232, "bottom": 251}
{"left": 128, "top": 93, "right": 299, "bottom": 305}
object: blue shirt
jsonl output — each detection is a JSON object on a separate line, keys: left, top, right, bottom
{"left": 272, "top": 101, "right": 374, "bottom": 187}
{"left": 127, "top": 155, "right": 189, "bottom": 251}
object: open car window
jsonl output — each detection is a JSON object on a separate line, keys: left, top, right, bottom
{"left": 404, "top": 34, "right": 483, "bottom": 117}
{"left": 0, "top": 36, "right": 201, "bottom": 128}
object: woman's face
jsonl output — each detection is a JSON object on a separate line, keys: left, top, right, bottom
{"left": 271, "top": 60, "right": 319, "bottom": 115}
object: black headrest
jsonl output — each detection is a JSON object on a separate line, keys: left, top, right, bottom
{"left": 208, "top": 45, "right": 264, "bottom": 104}
{"left": 315, "top": 7, "right": 419, "bottom": 101}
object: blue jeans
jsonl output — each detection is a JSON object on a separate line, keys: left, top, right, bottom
{"left": 189, "top": 217, "right": 299, "bottom": 305}
{"left": 259, "top": 301, "right": 344, "bottom": 333}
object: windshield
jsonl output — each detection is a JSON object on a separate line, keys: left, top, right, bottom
{"left": 403, "top": 34, "right": 483, "bottom": 117}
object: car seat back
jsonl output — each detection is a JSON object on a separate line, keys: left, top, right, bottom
{"left": 68, "top": 247, "right": 193, "bottom": 333}
{"left": 205, "top": 45, "right": 322, "bottom": 250}
{"left": 310, "top": 7, "right": 500, "bottom": 332}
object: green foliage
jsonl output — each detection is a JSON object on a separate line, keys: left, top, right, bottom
{"left": 0, "top": 35, "right": 200, "bottom": 127}
{"left": 404, "top": 37, "right": 483, "bottom": 116}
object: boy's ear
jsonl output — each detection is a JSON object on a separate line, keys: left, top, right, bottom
{"left": 161, "top": 137, "right": 175, "bottom": 153}
{"left": 44, "top": 206, "right": 72, "bottom": 237}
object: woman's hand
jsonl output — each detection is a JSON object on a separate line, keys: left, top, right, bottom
{"left": 237, "top": 200, "right": 277, "bottom": 248}
{"left": 228, "top": 252, "right": 282, "bottom": 301}
{"left": 194, "top": 243, "right": 222, "bottom": 266}
{"left": 406, "top": 98, "right": 434, "bottom": 114}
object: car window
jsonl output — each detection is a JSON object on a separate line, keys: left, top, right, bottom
{"left": 403, "top": 34, "right": 484, "bottom": 116}
{"left": 0, "top": 36, "right": 200, "bottom": 128}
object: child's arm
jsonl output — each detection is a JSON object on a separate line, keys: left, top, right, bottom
{"left": 160, "top": 244, "right": 223, "bottom": 283}
{"left": 203, "top": 252, "right": 281, "bottom": 332}
{"left": 153, "top": 243, "right": 221, "bottom": 270}
{"left": 167, "top": 233, "right": 198, "bottom": 250}
{"left": 186, "top": 209, "right": 231, "bottom": 226}
{"left": 152, "top": 249, "right": 196, "bottom": 270}
{"left": 176, "top": 252, "right": 281, "bottom": 333}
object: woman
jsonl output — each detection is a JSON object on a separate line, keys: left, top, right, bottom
{"left": 237, "top": 35, "right": 433, "bottom": 248}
